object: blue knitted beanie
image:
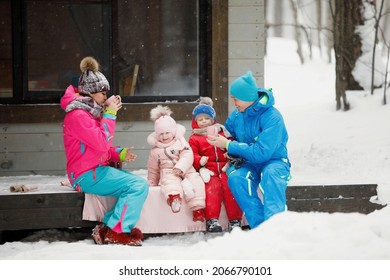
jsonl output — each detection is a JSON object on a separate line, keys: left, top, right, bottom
{"left": 193, "top": 104, "right": 216, "bottom": 120}
{"left": 230, "top": 71, "right": 258, "bottom": 102}
{"left": 192, "top": 97, "right": 216, "bottom": 120}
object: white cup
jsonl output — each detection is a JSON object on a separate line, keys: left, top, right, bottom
{"left": 105, "top": 95, "right": 121, "bottom": 106}
{"left": 207, "top": 126, "right": 218, "bottom": 137}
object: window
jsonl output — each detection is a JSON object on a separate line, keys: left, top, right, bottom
{"left": 0, "top": 0, "right": 12, "bottom": 98}
{"left": 25, "top": 0, "right": 110, "bottom": 102}
{"left": 1, "top": 0, "right": 207, "bottom": 104}
{"left": 114, "top": 0, "right": 203, "bottom": 102}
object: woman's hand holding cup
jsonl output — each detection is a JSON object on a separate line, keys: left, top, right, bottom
{"left": 105, "top": 95, "right": 122, "bottom": 112}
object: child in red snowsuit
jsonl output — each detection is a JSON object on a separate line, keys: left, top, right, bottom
{"left": 188, "top": 97, "right": 243, "bottom": 232}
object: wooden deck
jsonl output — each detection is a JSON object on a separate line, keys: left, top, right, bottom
{"left": 286, "top": 184, "right": 384, "bottom": 214}
{"left": 0, "top": 183, "right": 385, "bottom": 237}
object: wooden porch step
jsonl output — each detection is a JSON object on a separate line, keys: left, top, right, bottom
{"left": 286, "top": 184, "right": 384, "bottom": 214}
{"left": 0, "top": 183, "right": 386, "bottom": 235}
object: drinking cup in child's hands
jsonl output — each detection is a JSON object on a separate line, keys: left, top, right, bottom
{"left": 207, "top": 126, "right": 218, "bottom": 137}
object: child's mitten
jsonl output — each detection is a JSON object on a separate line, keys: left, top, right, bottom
{"left": 181, "top": 178, "right": 195, "bottom": 200}
{"left": 199, "top": 167, "right": 214, "bottom": 183}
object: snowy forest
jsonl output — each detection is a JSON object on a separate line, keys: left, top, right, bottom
{"left": 266, "top": 0, "right": 390, "bottom": 110}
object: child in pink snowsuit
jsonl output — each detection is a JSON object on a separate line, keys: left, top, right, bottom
{"left": 147, "top": 105, "right": 206, "bottom": 222}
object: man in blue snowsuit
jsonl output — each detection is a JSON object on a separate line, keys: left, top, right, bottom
{"left": 207, "top": 71, "right": 291, "bottom": 229}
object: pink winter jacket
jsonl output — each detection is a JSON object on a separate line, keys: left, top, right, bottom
{"left": 60, "top": 85, "right": 121, "bottom": 184}
{"left": 147, "top": 124, "right": 195, "bottom": 185}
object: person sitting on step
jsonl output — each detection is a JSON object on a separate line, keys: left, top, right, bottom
{"left": 189, "top": 97, "right": 243, "bottom": 232}
{"left": 147, "top": 105, "right": 206, "bottom": 222}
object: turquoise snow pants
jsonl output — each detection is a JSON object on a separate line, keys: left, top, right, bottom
{"left": 227, "top": 159, "right": 290, "bottom": 229}
{"left": 73, "top": 166, "right": 148, "bottom": 233}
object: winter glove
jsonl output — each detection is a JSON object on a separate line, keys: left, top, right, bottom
{"left": 10, "top": 184, "right": 38, "bottom": 193}
{"left": 199, "top": 167, "right": 214, "bottom": 183}
{"left": 181, "top": 178, "right": 195, "bottom": 201}
{"left": 226, "top": 155, "right": 246, "bottom": 169}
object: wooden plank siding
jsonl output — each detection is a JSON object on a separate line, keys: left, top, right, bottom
{"left": 228, "top": 0, "right": 264, "bottom": 99}
{"left": 0, "top": 121, "right": 192, "bottom": 176}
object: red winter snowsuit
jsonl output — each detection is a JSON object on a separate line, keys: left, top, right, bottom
{"left": 188, "top": 120, "right": 242, "bottom": 221}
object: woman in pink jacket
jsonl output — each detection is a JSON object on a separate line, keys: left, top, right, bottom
{"left": 147, "top": 105, "right": 206, "bottom": 222}
{"left": 61, "top": 56, "right": 148, "bottom": 246}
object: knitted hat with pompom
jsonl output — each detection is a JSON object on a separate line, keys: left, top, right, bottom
{"left": 78, "top": 56, "right": 110, "bottom": 95}
{"left": 150, "top": 105, "right": 177, "bottom": 136}
{"left": 192, "top": 97, "right": 216, "bottom": 121}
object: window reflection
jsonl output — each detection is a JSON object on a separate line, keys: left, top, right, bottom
{"left": 3, "top": 0, "right": 201, "bottom": 102}
{"left": 115, "top": 0, "right": 199, "bottom": 97}
{"left": 26, "top": 1, "right": 107, "bottom": 98}
{"left": 0, "top": 0, "right": 13, "bottom": 98}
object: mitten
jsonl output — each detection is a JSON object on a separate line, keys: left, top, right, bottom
{"left": 181, "top": 178, "right": 195, "bottom": 200}
{"left": 199, "top": 167, "right": 214, "bottom": 183}
{"left": 9, "top": 184, "right": 38, "bottom": 193}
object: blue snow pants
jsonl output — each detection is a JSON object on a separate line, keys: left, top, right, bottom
{"left": 227, "top": 159, "right": 290, "bottom": 229}
{"left": 72, "top": 166, "right": 148, "bottom": 233}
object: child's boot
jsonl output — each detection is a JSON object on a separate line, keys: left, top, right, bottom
{"left": 167, "top": 194, "right": 182, "bottom": 213}
{"left": 192, "top": 208, "right": 205, "bottom": 222}
{"left": 91, "top": 223, "right": 109, "bottom": 245}
{"left": 206, "top": 218, "right": 222, "bottom": 232}
{"left": 229, "top": 219, "right": 242, "bottom": 230}
{"left": 103, "top": 227, "right": 143, "bottom": 246}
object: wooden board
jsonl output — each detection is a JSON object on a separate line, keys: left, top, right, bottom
{"left": 286, "top": 184, "right": 379, "bottom": 199}
{"left": 0, "top": 192, "right": 97, "bottom": 231}
{"left": 0, "top": 184, "right": 385, "bottom": 233}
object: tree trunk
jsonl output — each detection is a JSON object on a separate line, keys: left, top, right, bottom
{"left": 265, "top": 0, "right": 268, "bottom": 57}
{"left": 333, "top": 0, "right": 364, "bottom": 110}
{"left": 317, "top": 0, "right": 323, "bottom": 57}
{"left": 289, "top": 0, "right": 304, "bottom": 64}
{"left": 273, "top": 0, "right": 283, "bottom": 37}
{"left": 326, "top": 0, "right": 334, "bottom": 63}
{"left": 370, "top": 0, "right": 384, "bottom": 95}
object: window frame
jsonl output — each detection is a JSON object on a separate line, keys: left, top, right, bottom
{"left": 0, "top": 0, "right": 228, "bottom": 123}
